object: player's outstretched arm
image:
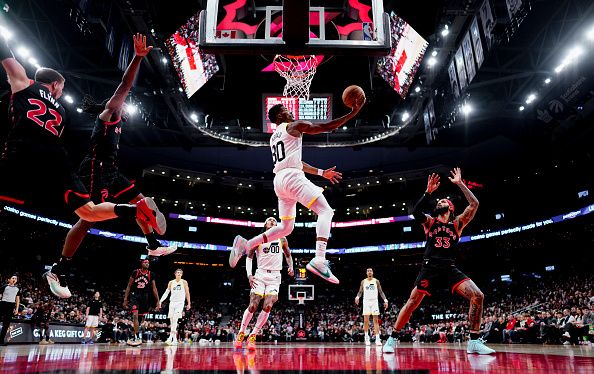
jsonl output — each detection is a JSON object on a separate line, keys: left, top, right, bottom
{"left": 449, "top": 167, "right": 479, "bottom": 232}
{"left": 413, "top": 173, "right": 440, "bottom": 228}
{"left": 281, "top": 237, "right": 294, "bottom": 276}
{"left": 1, "top": 38, "right": 29, "bottom": 93}
{"left": 100, "top": 33, "right": 152, "bottom": 122}
{"left": 355, "top": 280, "right": 364, "bottom": 305}
{"left": 123, "top": 277, "right": 134, "bottom": 308}
{"left": 289, "top": 97, "right": 365, "bottom": 135}
{"left": 376, "top": 279, "right": 389, "bottom": 309}
{"left": 159, "top": 281, "right": 172, "bottom": 303}
{"left": 151, "top": 279, "right": 160, "bottom": 309}
{"left": 183, "top": 280, "right": 191, "bottom": 310}
{"left": 302, "top": 162, "right": 342, "bottom": 184}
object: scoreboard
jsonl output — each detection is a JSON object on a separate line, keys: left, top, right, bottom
{"left": 263, "top": 95, "right": 332, "bottom": 133}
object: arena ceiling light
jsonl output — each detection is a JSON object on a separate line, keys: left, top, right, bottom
{"left": 431, "top": 50, "right": 438, "bottom": 57}
{"left": 16, "top": 46, "right": 30, "bottom": 58}
{"left": 554, "top": 45, "right": 584, "bottom": 73}
{"left": 461, "top": 103, "right": 472, "bottom": 115}
{"left": 76, "top": 107, "right": 83, "bottom": 113}
{"left": 525, "top": 93, "right": 537, "bottom": 104}
{"left": 441, "top": 25, "right": 449, "bottom": 37}
{"left": 414, "top": 86, "right": 421, "bottom": 93}
{"left": 0, "top": 25, "right": 12, "bottom": 40}
{"left": 64, "top": 95, "right": 74, "bottom": 104}
{"left": 161, "top": 57, "right": 168, "bottom": 65}
{"left": 401, "top": 112, "right": 410, "bottom": 122}
{"left": 544, "top": 77, "right": 551, "bottom": 84}
{"left": 427, "top": 56, "right": 437, "bottom": 67}
{"left": 519, "top": 106, "right": 525, "bottom": 111}
{"left": 587, "top": 26, "right": 594, "bottom": 41}
{"left": 190, "top": 112, "right": 198, "bottom": 122}
{"left": 124, "top": 103, "right": 138, "bottom": 115}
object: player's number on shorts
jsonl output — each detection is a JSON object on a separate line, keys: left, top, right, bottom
{"left": 434, "top": 237, "right": 451, "bottom": 249}
{"left": 271, "top": 141, "right": 286, "bottom": 165}
{"left": 26, "top": 99, "right": 64, "bottom": 137}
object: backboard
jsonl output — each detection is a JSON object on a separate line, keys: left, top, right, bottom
{"left": 198, "top": 0, "right": 391, "bottom": 56}
{"left": 288, "top": 284, "right": 314, "bottom": 303}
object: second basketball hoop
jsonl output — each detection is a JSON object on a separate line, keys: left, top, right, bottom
{"left": 273, "top": 55, "right": 319, "bottom": 99}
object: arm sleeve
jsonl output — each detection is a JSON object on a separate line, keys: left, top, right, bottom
{"left": 412, "top": 192, "right": 432, "bottom": 222}
{"left": 160, "top": 288, "right": 170, "bottom": 303}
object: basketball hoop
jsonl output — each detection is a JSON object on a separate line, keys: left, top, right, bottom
{"left": 273, "top": 55, "right": 318, "bottom": 99}
{"left": 297, "top": 295, "right": 306, "bottom": 305}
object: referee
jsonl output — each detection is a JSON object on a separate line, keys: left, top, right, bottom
{"left": 0, "top": 275, "right": 21, "bottom": 345}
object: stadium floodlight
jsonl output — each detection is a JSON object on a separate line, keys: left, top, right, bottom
{"left": 519, "top": 106, "right": 525, "bottom": 111}
{"left": 0, "top": 25, "right": 12, "bottom": 40}
{"left": 461, "top": 103, "right": 472, "bottom": 115}
{"left": 441, "top": 25, "right": 449, "bottom": 37}
{"left": 431, "top": 50, "right": 438, "bottom": 57}
{"left": 525, "top": 93, "right": 536, "bottom": 104}
{"left": 161, "top": 57, "right": 168, "bottom": 64}
{"left": 76, "top": 107, "right": 83, "bottom": 113}
{"left": 427, "top": 56, "right": 437, "bottom": 67}
{"left": 125, "top": 103, "right": 138, "bottom": 115}
{"left": 190, "top": 112, "right": 199, "bottom": 122}
{"left": 414, "top": 86, "right": 421, "bottom": 93}
{"left": 544, "top": 77, "right": 551, "bottom": 84}
{"left": 64, "top": 95, "right": 74, "bottom": 104}
{"left": 16, "top": 46, "right": 30, "bottom": 58}
{"left": 401, "top": 112, "right": 410, "bottom": 122}
{"left": 555, "top": 45, "right": 584, "bottom": 73}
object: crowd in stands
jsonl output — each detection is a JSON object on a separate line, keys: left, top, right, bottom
{"left": 3, "top": 269, "right": 593, "bottom": 345}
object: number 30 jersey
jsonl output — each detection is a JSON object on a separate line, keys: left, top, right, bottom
{"left": 256, "top": 240, "right": 283, "bottom": 271}
{"left": 270, "top": 122, "right": 302, "bottom": 174}
{"left": 8, "top": 81, "right": 67, "bottom": 147}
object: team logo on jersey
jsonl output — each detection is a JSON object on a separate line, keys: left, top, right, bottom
{"left": 101, "top": 189, "right": 109, "bottom": 202}
{"left": 365, "top": 284, "right": 376, "bottom": 291}
{"left": 173, "top": 284, "right": 182, "bottom": 291}
{"left": 263, "top": 243, "right": 280, "bottom": 254}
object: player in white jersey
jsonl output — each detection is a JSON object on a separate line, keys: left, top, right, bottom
{"left": 235, "top": 217, "right": 294, "bottom": 350}
{"left": 355, "top": 268, "right": 388, "bottom": 346}
{"left": 229, "top": 98, "right": 365, "bottom": 284}
{"left": 160, "top": 269, "right": 191, "bottom": 345}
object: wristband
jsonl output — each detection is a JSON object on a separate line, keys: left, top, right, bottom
{"left": 317, "top": 169, "right": 324, "bottom": 176}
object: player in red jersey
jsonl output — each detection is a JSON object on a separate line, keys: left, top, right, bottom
{"left": 383, "top": 168, "right": 494, "bottom": 355}
{"left": 0, "top": 36, "right": 166, "bottom": 299}
{"left": 59, "top": 34, "right": 176, "bottom": 271}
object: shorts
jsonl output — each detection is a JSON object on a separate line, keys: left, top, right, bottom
{"left": 168, "top": 301, "right": 185, "bottom": 319}
{"left": 85, "top": 315, "right": 99, "bottom": 328}
{"left": 251, "top": 269, "right": 281, "bottom": 297}
{"left": 130, "top": 293, "right": 150, "bottom": 315}
{"left": 414, "top": 261, "right": 470, "bottom": 297}
{"left": 362, "top": 300, "right": 380, "bottom": 316}
{"left": 0, "top": 144, "right": 91, "bottom": 211}
{"left": 273, "top": 168, "right": 324, "bottom": 220}
{"left": 78, "top": 158, "right": 140, "bottom": 204}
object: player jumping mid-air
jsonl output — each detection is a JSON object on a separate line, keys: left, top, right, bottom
{"left": 382, "top": 168, "right": 495, "bottom": 355}
{"left": 355, "top": 268, "right": 388, "bottom": 346}
{"left": 160, "top": 269, "right": 191, "bottom": 345}
{"left": 53, "top": 34, "right": 176, "bottom": 296}
{"left": 0, "top": 37, "right": 165, "bottom": 299}
{"left": 229, "top": 98, "right": 365, "bottom": 284}
{"left": 235, "top": 217, "right": 293, "bottom": 350}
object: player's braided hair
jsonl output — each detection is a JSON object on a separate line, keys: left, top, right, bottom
{"left": 81, "top": 95, "right": 108, "bottom": 115}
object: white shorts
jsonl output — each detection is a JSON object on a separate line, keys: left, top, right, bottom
{"left": 251, "top": 269, "right": 281, "bottom": 297}
{"left": 273, "top": 168, "right": 324, "bottom": 220}
{"left": 168, "top": 301, "right": 185, "bottom": 319}
{"left": 85, "top": 315, "right": 99, "bottom": 328}
{"left": 362, "top": 300, "right": 380, "bottom": 316}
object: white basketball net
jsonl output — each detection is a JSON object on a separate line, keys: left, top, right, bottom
{"left": 297, "top": 295, "right": 305, "bottom": 305}
{"left": 273, "top": 55, "right": 318, "bottom": 99}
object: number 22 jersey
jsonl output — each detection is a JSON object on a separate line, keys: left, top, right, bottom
{"left": 7, "top": 81, "right": 67, "bottom": 149}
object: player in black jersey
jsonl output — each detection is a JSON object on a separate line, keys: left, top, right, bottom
{"left": 0, "top": 37, "right": 166, "bottom": 299}
{"left": 59, "top": 34, "right": 175, "bottom": 268}
{"left": 123, "top": 259, "right": 160, "bottom": 346}
{"left": 383, "top": 168, "right": 495, "bottom": 355}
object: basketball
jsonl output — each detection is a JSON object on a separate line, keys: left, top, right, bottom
{"left": 342, "top": 85, "right": 365, "bottom": 108}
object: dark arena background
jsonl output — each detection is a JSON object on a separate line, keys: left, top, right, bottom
{"left": 0, "top": 0, "right": 593, "bottom": 373}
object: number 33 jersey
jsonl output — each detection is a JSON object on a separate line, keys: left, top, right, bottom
{"left": 8, "top": 81, "right": 67, "bottom": 147}
{"left": 256, "top": 240, "right": 283, "bottom": 271}
{"left": 423, "top": 218, "right": 461, "bottom": 264}
{"left": 270, "top": 122, "right": 302, "bottom": 174}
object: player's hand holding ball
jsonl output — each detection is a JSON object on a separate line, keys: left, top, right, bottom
{"left": 342, "top": 85, "right": 366, "bottom": 113}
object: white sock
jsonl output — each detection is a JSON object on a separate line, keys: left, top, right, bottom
{"left": 240, "top": 308, "right": 254, "bottom": 334}
{"left": 365, "top": 332, "right": 369, "bottom": 338}
{"left": 251, "top": 311, "right": 270, "bottom": 335}
{"left": 315, "top": 240, "right": 327, "bottom": 259}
